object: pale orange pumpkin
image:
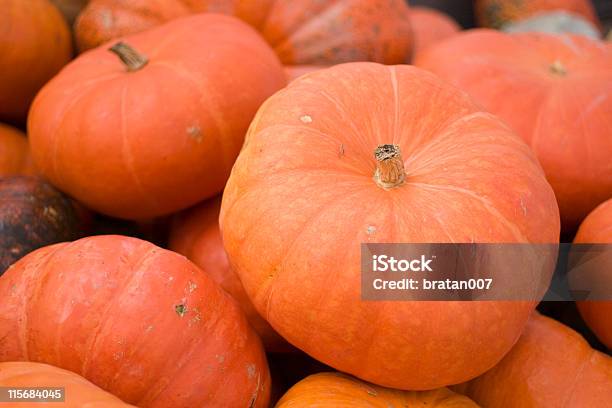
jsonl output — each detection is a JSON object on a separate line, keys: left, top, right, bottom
{"left": 411, "top": 6, "right": 461, "bottom": 54}
{"left": 0, "top": 361, "right": 134, "bottom": 407}
{"left": 415, "top": 30, "right": 612, "bottom": 231}
{"left": 456, "top": 313, "right": 612, "bottom": 407}
{"left": 220, "top": 63, "right": 560, "bottom": 390}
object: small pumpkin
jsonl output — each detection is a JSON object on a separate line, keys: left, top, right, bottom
{"left": 0, "top": 0, "right": 73, "bottom": 125}
{"left": 50, "top": 0, "right": 90, "bottom": 25}
{"left": 0, "top": 176, "right": 88, "bottom": 275}
{"left": 220, "top": 63, "right": 560, "bottom": 390}
{"left": 276, "top": 372, "right": 479, "bottom": 407}
{"left": 502, "top": 10, "right": 601, "bottom": 38}
{"left": 0, "top": 124, "right": 35, "bottom": 176}
{"left": 75, "top": 0, "right": 414, "bottom": 65}
{"left": 475, "top": 0, "right": 600, "bottom": 30}
{"left": 0, "top": 361, "right": 134, "bottom": 407}
{"left": 169, "top": 197, "right": 291, "bottom": 352}
{"left": 415, "top": 30, "right": 612, "bottom": 231}
{"left": 572, "top": 198, "right": 612, "bottom": 350}
{"left": 456, "top": 313, "right": 612, "bottom": 407}
{"left": 0, "top": 235, "right": 270, "bottom": 408}
{"left": 29, "top": 14, "right": 286, "bottom": 220}
{"left": 411, "top": 6, "right": 461, "bottom": 54}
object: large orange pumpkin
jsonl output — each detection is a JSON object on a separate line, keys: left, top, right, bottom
{"left": 74, "top": 0, "right": 413, "bottom": 64}
{"left": 0, "top": 235, "right": 270, "bottom": 408}
{"left": 0, "top": 0, "right": 73, "bottom": 125}
{"left": 276, "top": 372, "right": 479, "bottom": 407}
{"left": 456, "top": 313, "right": 612, "bottom": 407}
{"left": 573, "top": 198, "right": 612, "bottom": 350}
{"left": 220, "top": 63, "right": 560, "bottom": 390}
{"left": 0, "top": 124, "right": 35, "bottom": 176}
{"left": 475, "top": 0, "right": 600, "bottom": 29}
{"left": 415, "top": 30, "right": 612, "bottom": 231}
{"left": 28, "top": 14, "right": 285, "bottom": 220}
{"left": 0, "top": 361, "right": 133, "bottom": 407}
{"left": 169, "top": 197, "right": 291, "bottom": 352}
{"left": 411, "top": 6, "right": 461, "bottom": 54}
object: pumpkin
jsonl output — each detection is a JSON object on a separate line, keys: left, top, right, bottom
{"left": 0, "top": 176, "right": 88, "bottom": 275}
{"left": 0, "top": 124, "right": 35, "bottom": 176}
{"left": 502, "top": 10, "right": 601, "bottom": 38}
{"left": 415, "top": 30, "right": 612, "bottom": 232}
{"left": 276, "top": 372, "right": 479, "bottom": 407}
{"left": 285, "top": 65, "right": 326, "bottom": 83}
{"left": 169, "top": 197, "right": 291, "bottom": 352}
{"left": 411, "top": 6, "right": 461, "bottom": 54}
{"left": 74, "top": 0, "right": 414, "bottom": 65}
{"left": 0, "top": 235, "right": 270, "bottom": 408}
{"left": 219, "top": 63, "right": 560, "bottom": 390}
{"left": 475, "top": 0, "right": 600, "bottom": 30}
{"left": 572, "top": 198, "right": 612, "bottom": 350}
{"left": 0, "top": 361, "right": 134, "bottom": 407}
{"left": 28, "top": 14, "right": 286, "bottom": 220}
{"left": 51, "top": 0, "right": 90, "bottom": 24}
{"left": 456, "top": 313, "right": 612, "bottom": 407}
{"left": 0, "top": 0, "right": 73, "bottom": 125}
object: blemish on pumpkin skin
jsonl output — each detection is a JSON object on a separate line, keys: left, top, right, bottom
{"left": 246, "top": 363, "right": 257, "bottom": 379}
{"left": 339, "top": 144, "right": 345, "bottom": 157}
{"left": 175, "top": 304, "right": 187, "bottom": 317}
{"left": 187, "top": 125, "right": 203, "bottom": 143}
{"left": 366, "top": 226, "right": 376, "bottom": 235}
{"left": 187, "top": 281, "right": 197, "bottom": 293}
{"left": 300, "top": 115, "right": 313, "bottom": 123}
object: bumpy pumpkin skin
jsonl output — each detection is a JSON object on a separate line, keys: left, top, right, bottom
{"left": 457, "top": 313, "right": 612, "bottom": 407}
{"left": 0, "top": 235, "right": 270, "bottom": 408}
{"left": 573, "top": 198, "right": 612, "bottom": 350}
{"left": 276, "top": 372, "right": 479, "bottom": 407}
{"left": 0, "top": 0, "right": 72, "bottom": 125}
{"left": 475, "top": 0, "right": 600, "bottom": 29}
{"left": 0, "top": 124, "right": 35, "bottom": 176}
{"left": 411, "top": 6, "right": 461, "bottom": 54}
{"left": 415, "top": 31, "right": 612, "bottom": 232}
{"left": 169, "top": 197, "right": 292, "bottom": 352}
{"left": 75, "top": 0, "right": 413, "bottom": 64}
{"left": 0, "top": 176, "right": 87, "bottom": 275}
{"left": 220, "top": 63, "right": 560, "bottom": 390}
{"left": 29, "top": 14, "right": 286, "bottom": 220}
{"left": 0, "top": 362, "right": 134, "bottom": 408}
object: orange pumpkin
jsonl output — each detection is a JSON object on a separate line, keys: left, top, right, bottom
{"left": 75, "top": 0, "right": 413, "bottom": 64}
{"left": 220, "top": 63, "right": 560, "bottom": 390}
{"left": 415, "top": 30, "right": 612, "bottom": 231}
{"left": 0, "top": 235, "right": 270, "bottom": 408}
{"left": 276, "top": 372, "right": 479, "bottom": 407}
{"left": 475, "top": 0, "right": 600, "bottom": 29}
{"left": 411, "top": 6, "right": 461, "bottom": 54}
{"left": 456, "top": 313, "right": 612, "bottom": 407}
{"left": 0, "top": 361, "right": 133, "bottom": 407}
{"left": 28, "top": 14, "right": 286, "bottom": 220}
{"left": 573, "top": 198, "right": 612, "bottom": 350}
{"left": 0, "top": 0, "right": 72, "bottom": 125}
{"left": 169, "top": 197, "right": 292, "bottom": 352}
{"left": 0, "top": 124, "right": 35, "bottom": 176}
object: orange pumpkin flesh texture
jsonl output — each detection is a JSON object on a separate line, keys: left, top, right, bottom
{"left": 28, "top": 14, "right": 286, "bottom": 220}
{"left": 411, "top": 6, "right": 461, "bottom": 54}
{"left": 475, "top": 0, "right": 600, "bottom": 29}
{"left": 276, "top": 372, "right": 479, "bottom": 407}
{"left": 415, "top": 30, "right": 612, "bottom": 231}
{"left": 0, "top": 0, "right": 73, "bottom": 125}
{"left": 0, "top": 123, "right": 35, "bottom": 176}
{"left": 75, "top": 0, "right": 414, "bottom": 64}
{"left": 0, "top": 235, "right": 270, "bottom": 408}
{"left": 169, "top": 197, "right": 292, "bottom": 352}
{"left": 0, "top": 361, "right": 134, "bottom": 408}
{"left": 573, "top": 198, "right": 612, "bottom": 350}
{"left": 456, "top": 313, "right": 612, "bottom": 407}
{"left": 220, "top": 63, "right": 560, "bottom": 390}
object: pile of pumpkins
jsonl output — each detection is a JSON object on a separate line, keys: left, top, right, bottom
{"left": 0, "top": 0, "right": 611, "bottom": 406}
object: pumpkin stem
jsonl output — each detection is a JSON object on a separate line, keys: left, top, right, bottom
{"left": 549, "top": 60, "right": 567, "bottom": 76}
{"left": 374, "top": 144, "right": 405, "bottom": 189}
{"left": 109, "top": 42, "right": 149, "bottom": 72}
